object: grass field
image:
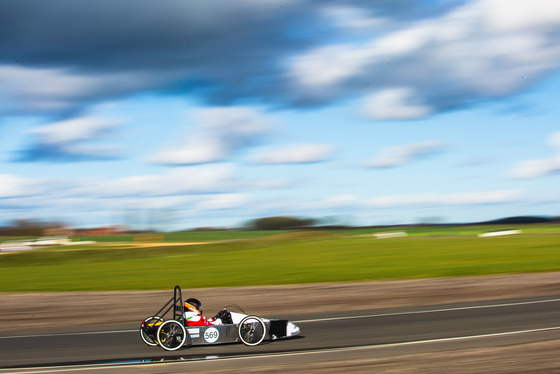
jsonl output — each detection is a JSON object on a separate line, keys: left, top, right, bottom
{"left": 1, "top": 225, "right": 559, "bottom": 292}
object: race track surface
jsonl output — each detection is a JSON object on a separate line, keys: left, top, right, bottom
{"left": 2, "top": 295, "right": 560, "bottom": 372}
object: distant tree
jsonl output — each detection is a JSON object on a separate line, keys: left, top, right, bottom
{"left": 480, "top": 216, "right": 553, "bottom": 225}
{"left": 190, "top": 227, "right": 226, "bottom": 232}
{"left": 0, "top": 219, "right": 62, "bottom": 237}
{"left": 248, "top": 216, "right": 316, "bottom": 230}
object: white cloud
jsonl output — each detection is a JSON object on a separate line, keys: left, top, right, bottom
{"left": 0, "top": 164, "right": 288, "bottom": 224}
{"left": 0, "top": 175, "right": 40, "bottom": 198}
{"left": 78, "top": 163, "right": 285, "bottom": 198}
{"left": 362, "top": 88, "right": 433, "bottom": 120}
{"left": 30, "top": 117, "right": 119, "bottom": 144}
{"left": 510, "top": 131, "right": 560, "bottom": 179}
{"left": 482, "top": 0, "right": 560, "bottom": 33}
{"left": 98, "top": 164, "right": 239, "bottom": 197}
{"left": 2, "top": 0, "right": 560, "bottom": 124}
{"left": 23, "top": 116, "right": 124, "bottom": 159}
{"left": 0, "top": 65, "right": 163, "bottom": 116}
{"left": 549, "top": 132, "right": 560, "bottom": 148}
{"left": 510, "top": 158, "right": 559, "bottom": 179}
{"left": 194, "top": 106, "right": 271, "bottom": 134}
{"left": 289, "top": 44, "right": 373, "bottom": 90}
{"left": 152, "top": 106, "right": 273, "bottom": 165}
{"left": 366, "top": 190, "right": 523, "bottom": 207}
{"left": 289, "top": 0, "right": 560, "bottom": 118}
{"left": 373, "top": 23, "right": 434, "bottom": 57}
{"left": 321, "top": 5, "right": 387, "bottom": 31}
{"left": 152, "top": 135, "right": 227, "bottom": 165}
{"left": 0, "top": 65, "right": 98, "bottom": 114}
{"left": 251, "top": 143, "right": 334, "bottom": 164}
{"left": 365, "top": 140, "right": 447, "bottom": 168}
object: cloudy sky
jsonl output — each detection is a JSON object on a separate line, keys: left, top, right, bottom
{"left": 1, "top": 0, "right": 560, "bottom": 230}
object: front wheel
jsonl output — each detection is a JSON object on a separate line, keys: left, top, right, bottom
{"left": 157, "top": 320, "right": 187, "bottom": 351}
{"left": 140, "top": 316, "right": 164, "bottom": 346}
{"left": 238, "top": 315, "right": 266, "bottom": 346}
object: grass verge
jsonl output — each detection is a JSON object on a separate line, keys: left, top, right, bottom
{"left": 1, "top": 230, "right": 559, "bottom": 292}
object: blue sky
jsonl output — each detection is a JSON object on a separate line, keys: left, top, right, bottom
{"left": 1, "top": 0, "right": 559, "bottom": 230}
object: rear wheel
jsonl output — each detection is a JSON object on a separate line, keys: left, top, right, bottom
{"left": 238, "top": 315, "right": 266, "bottom": 346}
{"left": 140, "top": 316, "right": 163, "bottom": 346}
{"left": 157, "top": 320, "right": 187, "bottom": 351}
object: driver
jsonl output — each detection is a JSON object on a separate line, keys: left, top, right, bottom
{"left": 183, "top": 298, "right": 221, "bottom": 326}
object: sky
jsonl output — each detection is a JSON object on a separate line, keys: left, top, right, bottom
{"left": 1, "top": 0, "right": 560, "bottom": 231}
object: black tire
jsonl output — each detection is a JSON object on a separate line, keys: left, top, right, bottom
{"left": 157, "top": 320, "right": 187, "bottom": 351}
{"left": 238, "top": 315, "right": 266, "bottom": 346}
{"left": 140, "top": 316, "right": 164, "bottom": 346}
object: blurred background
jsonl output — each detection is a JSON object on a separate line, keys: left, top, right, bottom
{"left": 1, "top": 0, "right": 559, "bottom": 233}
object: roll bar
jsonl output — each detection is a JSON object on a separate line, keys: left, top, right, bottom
{"left": 151, "top": 285, "right": 184, "bottom": 320}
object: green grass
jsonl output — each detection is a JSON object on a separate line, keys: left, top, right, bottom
{"left": 1, "top": 230, "right": 559, "bottom": 292}
{"left": 70, "top": 230, "right": 288, "bottom": 243}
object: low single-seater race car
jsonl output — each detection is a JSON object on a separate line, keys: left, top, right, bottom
{"left": 140, "top": 286, "right": 301, "bottom": 351}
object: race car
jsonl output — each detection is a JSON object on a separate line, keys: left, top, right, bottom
{"left": 140, "top": 285, "right": 301, "bottom": 351}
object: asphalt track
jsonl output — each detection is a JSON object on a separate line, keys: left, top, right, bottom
{"left": 1, "top": 295, "right": 560, "bottom": 372}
